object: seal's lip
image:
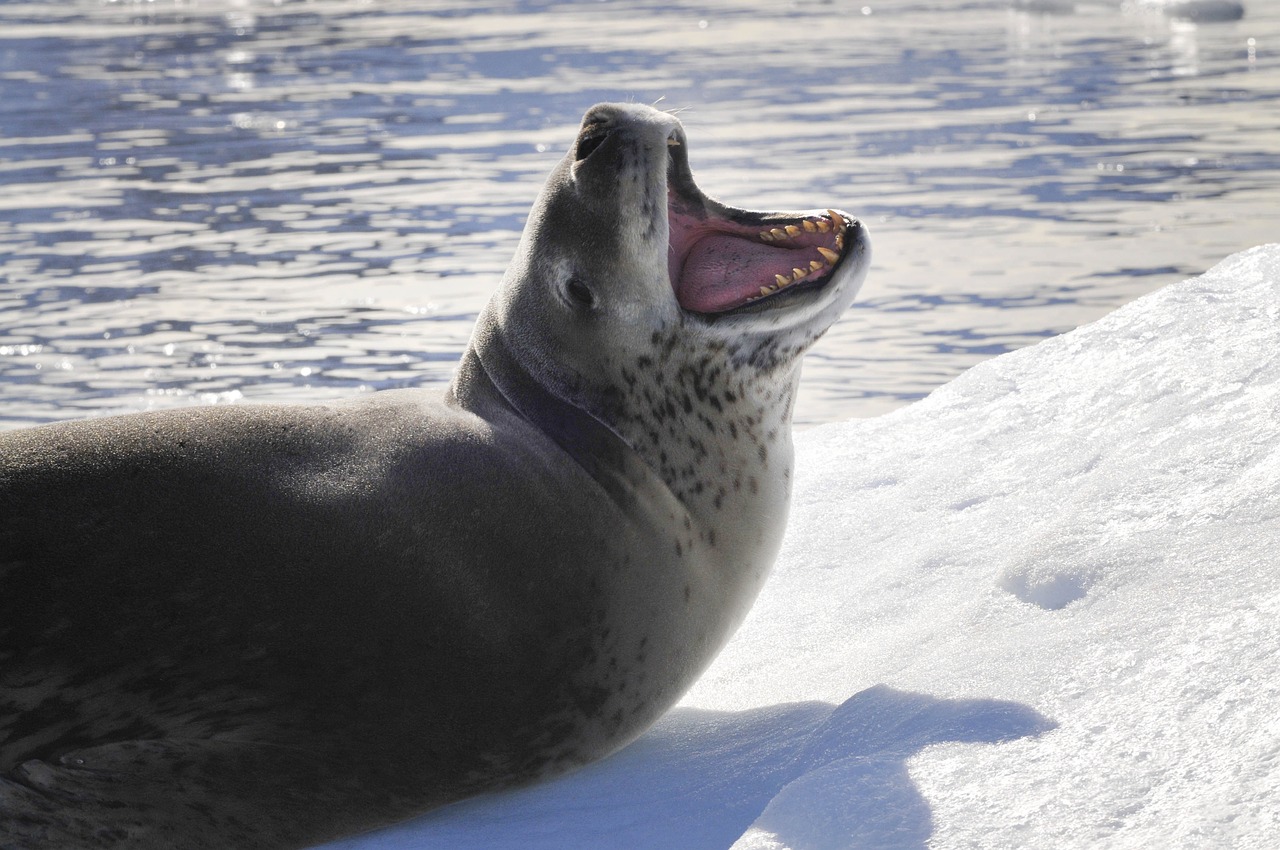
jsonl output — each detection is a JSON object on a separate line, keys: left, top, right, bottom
{"left": 665, "top": 131, "right": 860, "bottom": 318}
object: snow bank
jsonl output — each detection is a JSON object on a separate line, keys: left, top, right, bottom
{"left": 326, "top": 244, "right": 1280, "bottom": 849}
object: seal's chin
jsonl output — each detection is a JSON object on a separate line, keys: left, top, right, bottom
{"left": 667, "top": 199, "right": 855, "bottom": 315}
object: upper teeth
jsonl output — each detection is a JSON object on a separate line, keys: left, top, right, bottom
{"left": 759, "top": 211, "right": 845, "bottom": 244}
{"left": 746, "top": 211, "right": 848, "bottom": 303}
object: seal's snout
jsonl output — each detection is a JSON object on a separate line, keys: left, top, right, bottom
{"left": 573, "top": 103, "right": 685, "bottom": 165}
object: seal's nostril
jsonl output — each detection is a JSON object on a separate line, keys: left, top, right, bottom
{"left": 575, "top": 123, "right": 610, "bottom": 162}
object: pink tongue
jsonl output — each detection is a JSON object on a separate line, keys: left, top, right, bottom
{"left": 676, "top": 234, "right": 810, "bottom": 313}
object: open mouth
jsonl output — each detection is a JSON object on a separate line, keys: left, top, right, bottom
{"left": 665, "top": 134, "right": 854, "bottom": 315}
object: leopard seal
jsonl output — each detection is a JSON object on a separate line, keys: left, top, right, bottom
{"left": 0, "top": 102, "right": 870, "bottom": 849}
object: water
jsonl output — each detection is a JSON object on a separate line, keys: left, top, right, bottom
{"left": 1, "top": 0, "right": 1277, "bottom": 429}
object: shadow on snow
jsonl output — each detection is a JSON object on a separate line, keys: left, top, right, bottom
{"left": 328, "top": 685, "right": 1055, "bottom": 850}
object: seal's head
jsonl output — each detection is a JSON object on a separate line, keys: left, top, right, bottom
{"left": 470, "top": 101, "right": 869, "bottom": 529}
{"left": 478, "top": 100, "right": 868, "bottom": 418}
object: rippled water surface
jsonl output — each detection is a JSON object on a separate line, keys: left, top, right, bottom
{"left": 2, "top": 0, "right": 1278, "bottom": 427}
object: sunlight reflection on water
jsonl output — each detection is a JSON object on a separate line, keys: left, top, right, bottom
{"left": 1, "top": 0, "right": 1277, "bottom": 427}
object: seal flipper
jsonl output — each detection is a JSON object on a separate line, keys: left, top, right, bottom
{"left": 0, "top": 738, "right": 384, "bottom": 850}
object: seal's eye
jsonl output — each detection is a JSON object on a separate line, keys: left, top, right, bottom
{"left": 575, "top": 124, "right": 609, "bottom": 162}
{"left": 565, "top": 277, "right": 596, "bottom": 308}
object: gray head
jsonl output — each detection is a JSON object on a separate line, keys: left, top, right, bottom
{"left": 466, "top": 102, "right": 870, "bottom": 502}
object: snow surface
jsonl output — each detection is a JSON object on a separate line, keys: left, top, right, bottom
{"left": 325, "top": 244, "right": 1280, "bottom": 849}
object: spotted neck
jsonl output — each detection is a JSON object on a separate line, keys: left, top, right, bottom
{"left": 587, "top": 323, "right": 801, "bottom": 530}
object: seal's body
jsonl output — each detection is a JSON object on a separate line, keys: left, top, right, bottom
{"left": 0, "top": 103, "right": 869, "bottom": 848}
